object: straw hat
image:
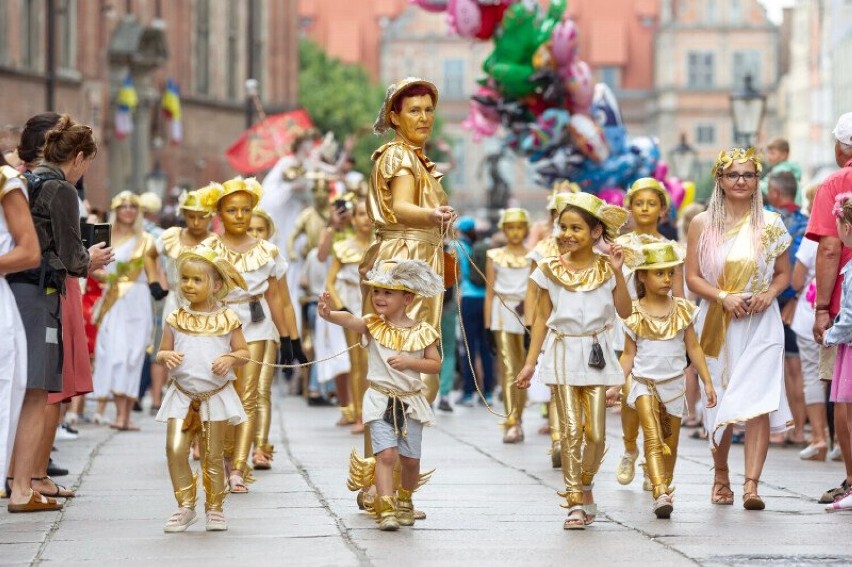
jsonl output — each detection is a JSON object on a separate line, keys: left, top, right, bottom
{"left": 634, "top": 242, "right": 684, "bottom": 271}
{"left": 557, "top": 192, "right": 628, "bottom": 240}
{"left": 198, "top": 177, "right": 263, "bottom": 213}
{"left": 363, "top": 259, "right": 444, "bottom": 297}
{"left": 373, "top": 77, "right": 439, "bottom": 135}
{"left": 624, "top": 177, "right": 671, "bottom": 209}
{"left": 497, "top": 208, "right": 530, "bottom": 229}
{"left": 178, "top": 189, "right": 210, "bottom": 215}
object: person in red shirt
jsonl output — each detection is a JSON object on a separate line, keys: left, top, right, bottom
{"left": 805, "top": 111, "right": 852, "bottom": 504}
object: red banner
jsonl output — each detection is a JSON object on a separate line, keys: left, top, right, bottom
{"left": 225, "top": 109, "right": 314, "bottom": 174}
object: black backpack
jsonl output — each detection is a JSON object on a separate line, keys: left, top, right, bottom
{"left": 467, "top": 240, "right": 489, "bottom": 288}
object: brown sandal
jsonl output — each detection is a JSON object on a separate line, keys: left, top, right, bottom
{"left": 711, "top": 467, "right": 734, "bottom": 505}
{"left": 31, "top": 476, "right": 75, "bottom": 498}
{"left": 743, "top": 477, "right": 765, "bottom": 510}
{"left": 8, "top": 490, "right": 63, "bottom": 513}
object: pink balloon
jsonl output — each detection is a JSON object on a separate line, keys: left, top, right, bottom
{"left": 461, "top": 87, "right": 501, "bottom": 142}
{"left": 411, "top": 0, "right": 448, "bottom": 12}
{"left": 569, "top": 114, "right": 610, "bottom": 163}
{"left": 664, "top": 178, "right": 685, "bottom": 209}
{"left": 448, "top": 0, "right": 481, "bottom": 37}
{"left": 566, "top": 60, "right": 594, "bottom": 114}
{"left": 654, "top": 161, "right": 668, "bottom": 181}
{"left": 598, "top": 187, "right": 626, "bottom": 207}
{"left": 551, "top": 19, "right": 579, "bottom": 67}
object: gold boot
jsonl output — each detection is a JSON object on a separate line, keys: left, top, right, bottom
{"left": 396, "top": 488, "right": 415, "bottom": 526}
{"left": 376, "top": 496, "right": 400, "bottom": 531}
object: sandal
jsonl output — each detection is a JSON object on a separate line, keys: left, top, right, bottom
{"left": 711, "top": 467, "right": 734, "bottom": 505}
{"left": 252, "top": 449, "right": 271, "bottom": 470}
{"left": 206, "top": 509, "right": 228, "bottom": 531}
{"left": 163, "top": 507, "right": 197, "bottom": 533}
{"left": 502, "top": 424, "right": 524, "bottom": 444}
{"left": 7, "top": 490, "right": 63, "bottom": 513}
{"left": 563, "top": 505, "right": 586, "bottom": 530}
{"left": 743, "top": 477, "right": 765, "bottom": 511}
{"left": 228, "top": 473, "right": 248, "bottom": 494}
{"left": 682, "top": 416, "right": 702, "bottom": 428}
{"left": 31, "top": 476, "right": 75, "bottom": 498}
{"left": 582, "top": 484, "right": 596, "bottom": 525}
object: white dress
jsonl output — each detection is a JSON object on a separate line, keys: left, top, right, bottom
{"left": 529, "top": 255, "right": 623, "bottom": 387}
{"left": 204, "top": 236, "right": 287, "bottom": 343}
{"left": 526, "top": 238, "right": 558, "bottom": 402}
{"left": 0, "top": 169, "right": 28, "bottom": 484}
{"left": 696, "top": 211, "right": 793, "bottom": 444}
{"left": 92, "top": 233, "right": 155, "bottom": 398}
{"left": 155, "top": 226, "right": 189, "bottom": 320}
{"left": 156, "top": 307, "right": 246, "bottom": 424}
{"left": 487, "top": 248, "right": 529, "bottom": 334}
{"left": 624, "top": 298, "right": 697, "bottom": 418}
{"left": 361, "top": 315, "right": 437, "bottom": 426}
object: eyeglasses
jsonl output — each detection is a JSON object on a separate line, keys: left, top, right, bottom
{"left": 720, "top": 172, "right": 760, "bottom": 182}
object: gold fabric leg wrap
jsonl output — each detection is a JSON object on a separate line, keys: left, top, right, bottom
{"left": 548, "top": 399, "right": 560, "bottom": 442}
{"left": 553, "top": 385, "right": 607, "bottom": 507}
{"left": 396, "top": 488, "right": 415, "bottom": 526}
{"left": 344, "top": 327, "right": 368, "bottom": 420}
{"left": 254, "top": 340, "right": 278, "bottom": 450}
{"left": 167, "top": 418, "right": 228, "bottom": 511}
{"left": 375, "top": 495, "right": 400, "bottom": 529}
{"left": 494, "top": 331, "right": 527, "bottom": 428}
{"left": 200, "top": 420, "right": 228, "bottom": 511}
{"left": 166, "top": 418, "right": 199, "bottom": 509}
{"left": 635, "top": 395, "right": 682, "bottom": 499}
{"left": 621, "top": 374, "right": 640, "bottom": 453}
{"left": 227, "top": 340, "right": 274, "bottom": 477}
{"left": 339, "top": 404, "right": 356, "bottom": 423}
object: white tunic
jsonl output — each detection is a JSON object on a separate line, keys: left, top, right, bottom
{"left": 205, "top": 236, "right": 287, "bottom": 343}
{"left": 0, "top": 170, "right": 28, "bottom": 484}
{"left": 156, "top": 307, "right": 246, "bottom": 424}
{"left": 92, "top": 233, "right": 154, "bottom": 398}
{"left": 487, "top": 247, "right": 529, "bottom": 334}
{"left": 530, "top": 255, "right": 623, "bottom": 386}
{"left": 155, "top": 226, "right": 191, "bottom": 319}
{"left": 361, "top": 315, "right": 437, "bottom": 426}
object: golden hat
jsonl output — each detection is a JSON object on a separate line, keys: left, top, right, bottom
{"left": 176, "top": 245, "right": 248, "bottom": 298}
{"left": 251, "top": 208, "right": 277, "bottom": 238}
{"left": 364, "top": 259, "right": 444, "bottom": 297}
{"left": 373, "top": 77, "right": 439, "bottom": 135}
{"left": 110, "top": 190, "right": 140, "bottom": 210}
{"left": 624, "top": 177, "right": 671, "bottom": 209}
{"left": 547, "top": 180, "right": 580, "bottom": 210}
{"left": 138, "top": 191, "right": 162, "bottom": 214}
{"left": 712, "top": 147, "right": 763, "bottom": 178}
{"left": 197, "top": 177, "right": 263, "bottom": 213}
{"left": 635, "top": 242, "right": 684, "bottom": 271}
{"left": 498, "top": 207, "right": 530, "bottom": 229}
{"left": 177, "top": 189, "right": 211, "bottom": 215}
{"left": 557, "top": 192, "right": 629, "bottom": 240}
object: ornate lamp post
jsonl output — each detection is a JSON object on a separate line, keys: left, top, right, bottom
{"left": 669, "top": 133, "right": 698, "bottom": 180}
{"left": 729, "top": 73, "right": 766, "bottom": 147}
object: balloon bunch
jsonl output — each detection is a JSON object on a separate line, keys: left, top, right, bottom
{"left": 412, "top": 0, "right": 672, "bottom": 198}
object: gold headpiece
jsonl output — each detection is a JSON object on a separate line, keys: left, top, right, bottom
{"left": 197, "top": 177, "right": 263, "bottom": 213}
{"left": 373, "top": 77, "right": 439, "bottom": 135}
{"left": 712, "top": 147, "right": 763, "bottom": 178}
{"left": 138, "top": 192, "right": 162, "bottom": 214}
{"left": 110, "top": 190, "right": 140, "bottom": 211}
{"left": 624, "top": 177, "right": 671, "bottom": 209}
{"left": 178, "top": 189, "right": 211, "bottom": 215}
{"left": 364, "top": 259, "right": 444, "bottom": 297}
{"left": 251, "top": 208, "right": 276, "bottom": 238}
{"left": 547, "top": 180, "right": 580, "bottom": 210}
{"left": 498, "top": 208, "right": 530, "bottom": 229}
{"left": 177, "top": 245, "right": 248, "bottom": 300}
{"left": 635, "top": 242, "right": 684, "bottom": 271}
{"left": 557, "top": 192, "right": 629, "bottom": 240}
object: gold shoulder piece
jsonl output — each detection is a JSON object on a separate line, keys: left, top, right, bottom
{"left": 333, "top": 238, "right": 367, "bottom": 264}
{"left": 158, "top": 226, "right": 183, "bottom": 259}
{"left": 206, "top": 236, "right": 276, "bottom": 272}
{"left": 623, "top": 297, "right": 697, "bottom": 341}
{"left": 0, "top": 165, "right": 26, "bottom": 199}
{"left": 375, "top": 142, "right": 415, "bottom": 180}
{"left": 487, "top": 247, "right": 531, "bottom": 268}
{"left": 364, "top": 314, "right": 440, "bottom": 351}
{"left": 166, "top": 307, "right": 242, "bottom": 336}
{"left": 537, "top": 254, "right": 613, "bottom": 292}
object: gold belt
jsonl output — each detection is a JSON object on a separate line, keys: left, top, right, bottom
{"left": 222, "top": 294, "right": 262, "bottom": 305}
{"left": 172, "top": 379, "right": 230, "bottom": 470}
{"left": 550, "top": 324, "right": 610, "bottom": 339}
{"left": 377, "top": 228, "right": 441, "bottom": 247}
{"left": 630, "top": 374, "right": 685, "bottom": 406}
{"left": 369, "top": 382, "right": 423, "bottom": 438}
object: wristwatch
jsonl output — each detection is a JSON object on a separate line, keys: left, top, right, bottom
{"left": 815, "top": 304, "right": 830, "bottom": 312}
{"left": 716, "top": 291, "right": 729, "bottom": 305}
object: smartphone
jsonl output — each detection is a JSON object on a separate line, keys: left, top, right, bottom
{"left": 334, "top": 198, "right": 351, "bottom": 215}
{"left": 80, "top": 221, "right": 112, "bottom": 248}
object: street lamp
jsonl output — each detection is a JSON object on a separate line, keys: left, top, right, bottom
{"left": 729, "top": 73, "right": 766, "bottom": 147}
{"left": 669, "top": 133, "right": 698, "bottom": 180}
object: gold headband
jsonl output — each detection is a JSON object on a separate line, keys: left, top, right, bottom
{"left": 558, "top": 192, "right": 628, "bottom": 240}
{"left": 373, "top": 77, "right": 439, "bottom": 135}
{"left": 178, "top": 189, "right": 211, "bottom": 215}
{"left": 110, "top": 190, "right": 140, "bottom": 210}
{"left": 712, "top": 147, "right": 763, "bottom": 178}
{"left": 635, "top": 242, "right": 684, "bottom": 270}
{"left": 624, "top": 177, "right": 671, "bottom": 209}
{"left": 498, "top": 208, "right": 530, "bottom": 229}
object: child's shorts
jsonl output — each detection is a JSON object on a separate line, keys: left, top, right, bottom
{"left": 369, "top": 418, "right": 423, "bottom": 459}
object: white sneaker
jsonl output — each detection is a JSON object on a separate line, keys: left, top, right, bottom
{"left": 63, "top": 412, "right": 78, "bottom": 427}
{"left": 830, "top": 446, "right": 844, "bottom": 462}
{"left": 55, "top": 424, "right": 78, "bottom": 441}
{"left": 164, "top": 507, "right": 198, "bottom": 533}
{"left": 206, "top": 510, "right": 227, "bottom": 531}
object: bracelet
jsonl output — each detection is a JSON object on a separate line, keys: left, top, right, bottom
{"left": 815, "top": 304, "right": 830, "bottom": 312}
{"left": 716, "top": 291, "right": 729, "bottom": 305}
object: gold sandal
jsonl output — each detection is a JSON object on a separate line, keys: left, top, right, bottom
{"left": 743, "top": 477, "right": 765, "bottom": 510}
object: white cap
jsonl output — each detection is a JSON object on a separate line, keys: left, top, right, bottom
{"left": 832, "top": 112, "right": 852, "bottom": 145}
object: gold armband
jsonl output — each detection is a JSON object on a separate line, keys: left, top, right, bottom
{"left": 716, "top": 291, "right": 729, "bottom": 305}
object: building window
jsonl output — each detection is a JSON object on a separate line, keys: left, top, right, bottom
{"left": 732, "top": 50, "right": 760, "bottom": 89}
{"left": 695, "top": 124, "right": 716, "bottom": 145}
{"left": 598, "top": 66, "right": 621, "bottom": 90}
{"left": 21, "top": 0, "right": 41, "bottom": 70}
{"left": 227, "top": 3, "right": 239, "bottom": 100}
{"left": 57, "top": 0, "right": 77, "bottom": 71}
{"left": 730, "top": 0, "right": 741, "bottom": 21}
{"left": 687, "top": 51, "right": 714, "bottom": 89}
{"left": 442, "top": 59, "right": 465, "bottom": 99}
{"left": 704, "top": 0, "right": 716, "bottom": 22}
{"left": 195, "top": 0, "right": 211, "bottom": 95}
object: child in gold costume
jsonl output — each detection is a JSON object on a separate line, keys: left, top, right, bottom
{"left": 613, "top": 178, "right": 686, "bottom": 490}
{"left": 319, "top": 259, "right": 443, "bottom": 531}
{"left": 485, "top": 208, "right": 532, "bottom": 443}
{"left": 615, "top": 242, "right": 716, "bottom": 519}
{"left": 516, "top": 192, "right": 631, "bottom": 530}
{"left": 156, "top": 247, "right": 250, "bottom": 533}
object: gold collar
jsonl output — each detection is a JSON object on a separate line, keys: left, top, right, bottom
{"left": 487, "top": 247, "right": 531, "bottom": 269}
{"left": 203, "top": 236, "right": 279, "bottom": 272}
{"left": 364, "top": 314, "right": 439, "bottom": 352}
{"left": 166, "top": 306, "right": 242, "bottom": 336}
{"left": 623, "top": 298, "right": 697, "bottom": 341}
{"left": 537, "top": 254, "right": 613, "bottom": 292}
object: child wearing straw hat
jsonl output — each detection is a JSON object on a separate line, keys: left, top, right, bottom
{"left": 318, "top": 258, "right": 443, "bottom": 531}
{"left": 614, "top": 242, "right": 716, "bottom": 519}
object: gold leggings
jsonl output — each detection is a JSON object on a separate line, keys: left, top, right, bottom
{"left": 225, "top": 340, "right": 275, "bottom": 475}
{"left": 635, "top": 395, "right": 682, "bottom": 499}
{"left": 254, "top": 340, "right": 279, "bottom": 454}
{"left": 166, "top": 418, "right": 227, "bottom": 511}
{"left": 493, "top": 331, "right": 526, "bottom": 427}
{"left": 621, "top": 373, "right": 641, "bottom": 453}
{"left": 549, "top": 400, "right": 560, "bottom": 442}
{"left": 344, "top": 327, "right": 368, "bottom": 420}
{"left": 552, "top": 385, "right": 607, "bottom": 507}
